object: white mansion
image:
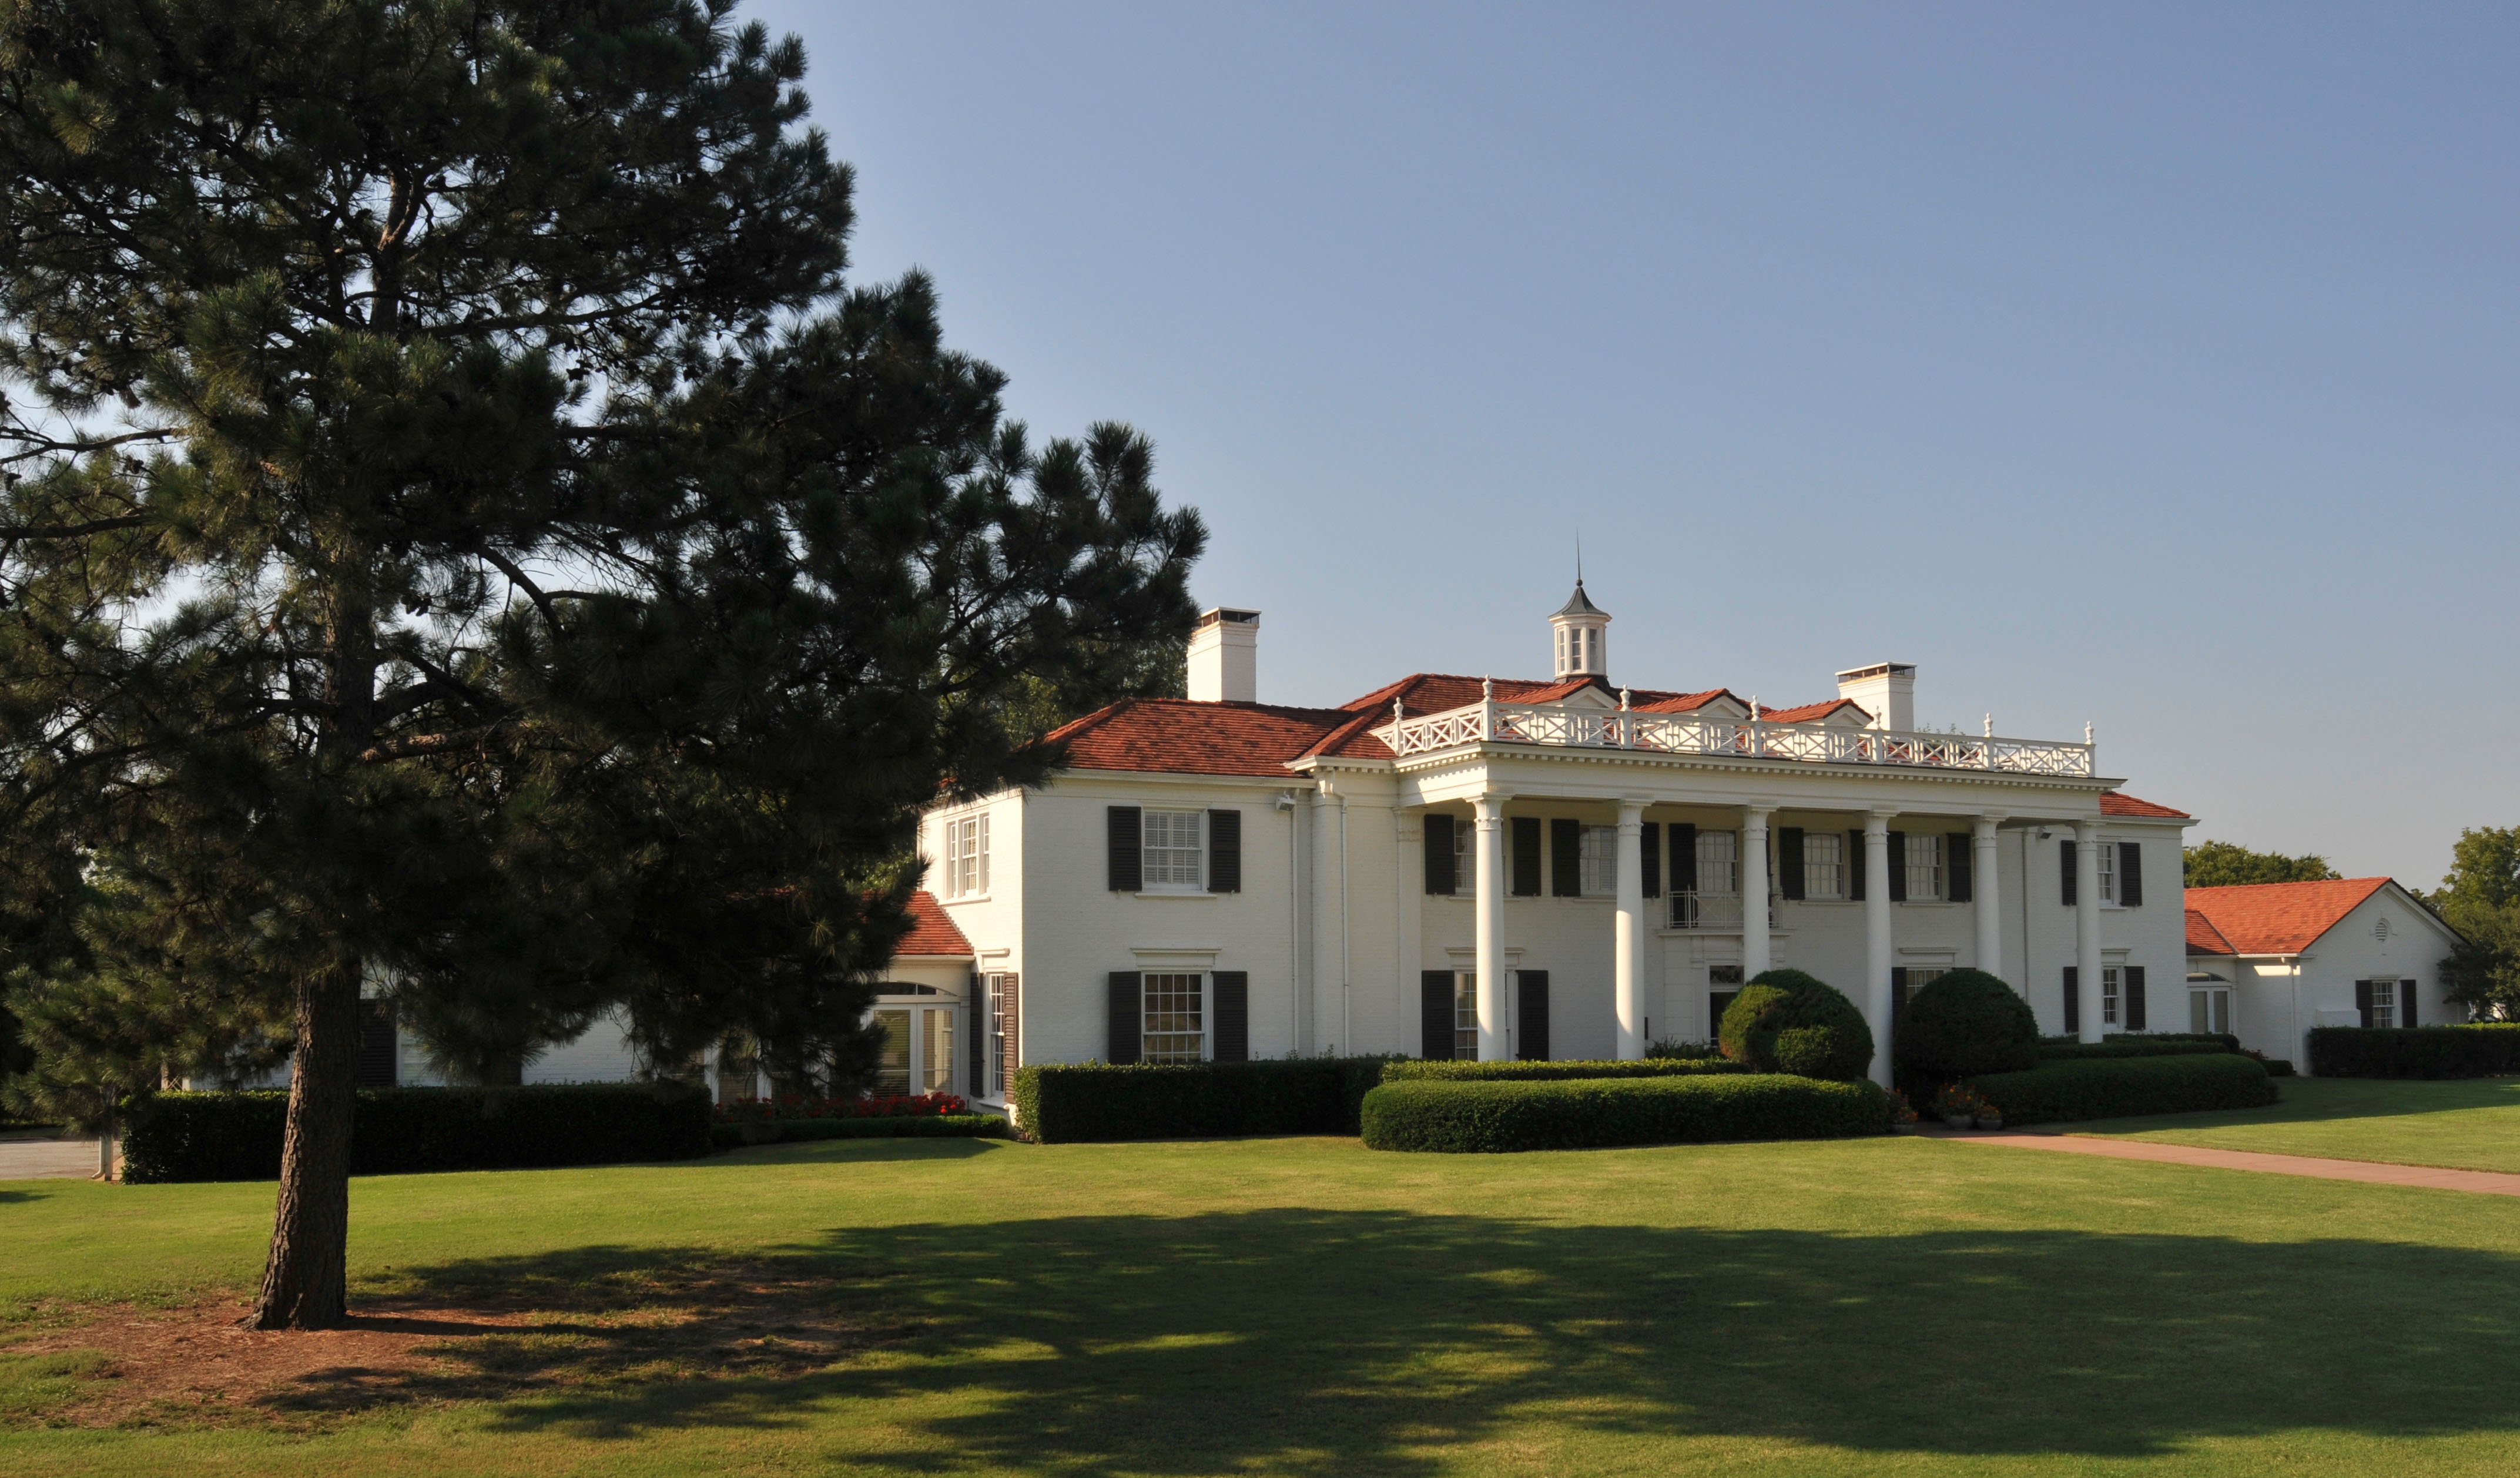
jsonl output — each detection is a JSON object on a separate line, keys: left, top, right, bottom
{"left": 923, "top": 586, "right": 2206, "bottom": 1104}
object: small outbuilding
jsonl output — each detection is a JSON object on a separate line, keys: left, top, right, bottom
{"left": 2184, "top": 878, "right": 2467, "bottom": 1071}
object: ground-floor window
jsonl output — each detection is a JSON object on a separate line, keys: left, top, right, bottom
{"left": 2367, "top": 979, "right": 2397, "bottom": 1029}
{"left": 2190, "top": 987, "right": 2231, "bottom": 1035}
{"left": 1452, "top": 971, "right": 1479, "bottom": 1058}
{"left": 716, "top": 1032, "right": 761, "bottom": 1104}
{"left": 1142, "top": 973, "right": 1205, "bottom": 1063}
{"left": 1708, "top": 964, "right": 1744, "bottom": 1035}
{"left": 872, "top": 1003, "right": 960, "bottom": 1095}
{"left": 2102, "top": 966, "right": 2123, "bottom": 1027}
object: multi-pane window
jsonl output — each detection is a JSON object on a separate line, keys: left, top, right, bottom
{"left": 2096, "top": 842, "right": 2117, "bottom": 904}
{"left": 870, "top": 1012, "right": 911, "bottom": 1095}
{"left": 1142, "top": 973, "right": 1205, "bottom": 1062}
{"left": 944, "top": 813, "right": 990, "bottom": 898}
{"left": 1803, "top": 832, "right": 1845, "bottom": 901}
{"left": 2102, "top": 965, "right": 2123, "bottom": 1027}
{"left": 1579, "top": 825, "right": 1618, "bottom": 896}
{"left": 1697, "top": 830, "right": 1739, "bottom": 897}
{"left": 1141, "top": 809, "right": 1205, "bottom": 892}
{"left": 1453, "top": 971, "right": 1479, "bottom": 1058}
{"left": 2190, "top": 987, "right": 2231, "bottom": 1035}
{"left": 2368, "top": 979, "right": 2396, "bottom": 1028}
{"left": 921, "top": 1008, "right": 954, "bottom": 1092}
{"left": 1903, "top": 833, "right": 1943, "bottom": 901}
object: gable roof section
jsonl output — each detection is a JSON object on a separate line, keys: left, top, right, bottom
{"left": 1043, "top": 697, "right": 1363, "bottom": 776}
{"left": 1757, "top": 697, "right": 1869, "bottom": 725}
{"left": 2185, "top": 908, "right": 2237, "bottom": 956}
{"left": 2101, "top": 791, "right": 2190, "bottom": 819}
{"left": 898, "top": 892, "right": 974, "bottom": 956}
{"left": 2183, "top": 877, "right": 2394, "bottom": 956}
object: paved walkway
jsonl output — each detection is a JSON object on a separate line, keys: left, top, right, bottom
{"left": 0, "top": 1137, "right": 106, "bottom": 1181}
{"left": 1925, "top": 1126, "right": 2520, "bottom": 1197}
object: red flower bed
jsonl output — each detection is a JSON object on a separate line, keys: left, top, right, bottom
{"left": 714, "top": 1091, "right": 967, "bottom": 1123}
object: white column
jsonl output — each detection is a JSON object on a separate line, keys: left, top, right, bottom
{"left": 2075, "top": 820, "right": 2104, "bottom": 1044}
{"left": 1973, "top": 816, "right": 2003, "bottom": 981}
{"left": 1613, "top": 799, "right": 1648, "bottom": 1060}
{"left": 1741, "top": 805, "right": 1774, "bottom": 980}
{"left": 1864, "top": 812, "right": 1895, "bottom": 1088}
{"left": 1306, "top": 784, "right": 1338, "bottom": 1054}
{"left": 1474, "top": 792, "right": 1509, "bottom": 1061}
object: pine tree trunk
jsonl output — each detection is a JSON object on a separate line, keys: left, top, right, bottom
{"left": 247, "top": 963, "right": 363, "bottom": 1329}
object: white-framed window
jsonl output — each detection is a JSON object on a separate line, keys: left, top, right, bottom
{"left": 1904, "top": 833, "right": 1943, "bottom": 901}
{"left": 1141, "top": 809, "right": 1205, "bottom": 892}
{"left": 2102, "top": 965, "right": 2123, "bottom": 1027}
{"left": 2368, "top": 978, "right": 2397, "bottom": 1029}
{"left": 1579, "top": 825, "right": 1618, "bottom": 897}
{"left": 2096, "top": 841, "right": 2117, "bottom": 904}
{"left": 944, "top": 813, "right": 990, "bottom": 898}
{"left": 2190, "top": 987, "right": 2231, "bottom": 1035}
{"left": 1804, "top": 831, "right": 1845, "bottom": 901}
{"left": 1697, "top": 830, "right": 1739, "bottom": 897}
{"left": 1142, "top": 972, "right": 1205, "bottom": 1061}
{"left": 872, "top": 1002, "right": 959, "bottom": 1095}
{"left": 1453, "top": 817, "right": 1476, "bottom": 897}
{"left": 1452, "top": 970, "right": 1479, "bottom": 1058}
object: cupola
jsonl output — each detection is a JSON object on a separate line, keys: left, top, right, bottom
{"left": 1550, "top": 579, "right": 1610, "bottom": 679}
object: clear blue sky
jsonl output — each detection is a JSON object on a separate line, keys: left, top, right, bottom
{"left": 756, "top": 1, "right": 2516, "bottom": 887}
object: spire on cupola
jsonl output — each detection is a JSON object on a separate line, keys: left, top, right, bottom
{"left": 1549, "top": 552, "right": 1610, "bottom": 678}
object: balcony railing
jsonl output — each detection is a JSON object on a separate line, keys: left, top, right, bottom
{"left": 1380, "top": 694, "right": 2094, "bottom": 778}
{"left": 1669, "top": 890, "right": 1744, "bottom": 931}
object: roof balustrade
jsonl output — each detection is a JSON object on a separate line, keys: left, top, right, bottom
{"left": 1379, "top": 698, "right": 2095, "bottom": 778}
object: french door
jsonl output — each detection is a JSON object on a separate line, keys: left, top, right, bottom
{"left": 871, "top": 1006, "right": 957, "bottom": 1097}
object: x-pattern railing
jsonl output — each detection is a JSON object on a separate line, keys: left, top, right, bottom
{"left": 1380, "top": 696, "right": 2093, "bottom": 777}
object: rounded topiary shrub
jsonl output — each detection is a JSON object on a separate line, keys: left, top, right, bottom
{"left": 1717, "top": 969, "right": 1875, "bottom": 1082}
{"left": 1895, "top": 968, "right": 2040, "bottom": 1076}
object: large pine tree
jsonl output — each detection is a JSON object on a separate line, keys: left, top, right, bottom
{"left": 0, "top": 0, "right": 1199, "bottom": 1328}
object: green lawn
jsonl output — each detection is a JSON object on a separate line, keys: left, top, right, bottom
{"left": 9, "top": 1131, "right": 2520, "bottom": 1475}
{"left": 2070, "top": 1076, "right": 2520, "bottom": 1173}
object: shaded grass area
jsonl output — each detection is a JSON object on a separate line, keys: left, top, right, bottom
{"left": 2071, "top": 1076, "right": 2520, "bottom": 1172}
{"left": 8, "top": 1132, "right": 2520, "bottom": 1474}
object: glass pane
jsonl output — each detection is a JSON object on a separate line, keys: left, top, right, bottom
{"left": 1143, "top": 973, "right": 1204, "bottom": 1063}
{"left": 873, "top": 1009, "right": 912, "bottom": 1096}
{"left": 921, "top": 1008, "right": 953, "bottom": 1094}
{"left": 2190, "top": 991, "right": 2210, "bottom": 1034}
{"left": 1455, "top": 973, "right": 1479, "bottom": 1058}
{"left": 2213, "top": 991, "right": 2230, "bottom": 1035}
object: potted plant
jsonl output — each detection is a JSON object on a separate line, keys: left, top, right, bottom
{"left": 1973, "top": 1092, "right": 2005, "bottom": 1132}
{"left": 1887, "top": 1090, "right": 1919, "bottom": 1134}
{"left": 1929, "top": 1082, "right": 1978, "bottom": 1130}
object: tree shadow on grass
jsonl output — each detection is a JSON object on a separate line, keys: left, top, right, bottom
{"left": 345, "top": 1207, "right": 2520, "bottom": 1470}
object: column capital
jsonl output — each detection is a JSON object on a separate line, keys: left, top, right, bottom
{"left": 1865, "top": 807, "right": 1897, "bottom": 833}
{"left": 1741, "top": 802, "right": 1777, "bottom": 827}
{"left": 1974, "top": 813, "right": 2006, "bottom": 837}
{"left": 1472, "top": 792, "right": 1509, "bottom": 823}
{"left": 1616, "top": 798, "right": 1648, "bottom": 826}
{"left": 2073, "top": 819, "right": 2102, "bottom": 843}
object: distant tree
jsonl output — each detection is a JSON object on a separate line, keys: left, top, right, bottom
{"left": 2181, "top": 840, "right": 2341, "bottom": 890}
{"left": 0, "top": 0, "right": 1198, "bottom": 1329}
{"left": 2434, "top": 826, "right": 2520, "bottom": 1021}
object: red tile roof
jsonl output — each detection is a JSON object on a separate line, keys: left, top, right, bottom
{"left": 2101, "top": 791, "right": 2190, "bottom": 819}
{"left": 2183, "top": 877, "right": 2393, "bottom": 956}
{"left": 899, "top": 891, "right": 974, "bottom": 956}
{"left": 1756, "top": 697, "right": 1868, "bottom": 725}
{"left": 1044, "top": 697, "right": 1364, "bottom": 776}
{"left": 2185, "top": 908, "right": 2237, "bottom": 956}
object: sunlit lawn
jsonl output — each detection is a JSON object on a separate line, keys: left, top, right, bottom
{"left": 8, "top": 1122, "right": 2520, "bottom": 1476}
{"left": 2071, "top": 1075, "right": 2520, "bottom": 1173}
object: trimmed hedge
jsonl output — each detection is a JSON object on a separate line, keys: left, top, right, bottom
{"left": 1382, "top": 1058, "right": 1750, "bottom": 1084}
{"left": 122, "top": 1084, "right": 713, "bottom": 1184}
{"left": 1360, "top": 1074, "right": 1892, "bottom": 1152}
{"left": 1012, "top": 1058, "right": 1395, "bottom": 1144}
{"left": 1719, "top": 969, "right": 1874, "bottom": 1081}
{"left": 1896, "top": 969, "right": 2039, "bottom": 1076}
{"left": 2308, "top": 1024, "right": 2520, "bottom": 1079}
{"left": 1967, "top": 1054, "right": 2276, "bottom": 1127}
{"left": 2039, "top": 1039, "right": 2237, "bottom": 1062}
{"left": 711, "top": 1113, "right": 1008, "bottom": 1148}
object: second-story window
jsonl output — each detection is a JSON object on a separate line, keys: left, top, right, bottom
{"left": 1903, "top": 833, "right": 1942, "bottom": 901}
{"left": 1141, "top": 809, "right": 1205, "bottom": 892}
{"left": 1579, "top": 825, "right": 1618, "bottom": 896}
{"left": 1697, "top": 830, "right": 1740, "bottom": 897}
{"left": 2096, "top": 841, "right": 2117, "bottom": 904}
{"left": 945, "top": 813, "right": 990, "bottom": 898}
{"left": 1804, "top": 832, "right": 1845, "bottom": 900}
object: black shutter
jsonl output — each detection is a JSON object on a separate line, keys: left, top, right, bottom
{"left": 1887, "top": 831, "right": 1907, "bottom": 903}
{"left": 1512, "top": 817, "right": 1543, "bottom": 896}
{"left": 1641, "top": 823, "right": 1661, "bottom": 899}
{"left": 1779, "top": 828, "right": 1806, "bottom": 901}
{"left": 1847, "top": 830, "right": 1865, "bottom": 902}
{"left": 2355, "top": 979, "right": 2373, "bottom": 1029}
{"left": 970, "top": 974, "right": 987, "bottom": 1095}
{"left": 1108, "top": 806, "right": 1142, "bottom": 893}
{"left": 2060, "top": 838, "right": 2077, "bottom": 907}
{"left": 1424, "top": 813, "right": 1456, "bottom": 896}
{"left": 1209, "top": 810, "right": 1241, "bottom": 893}
{"left": 1890, "top": 968, "right": 1910, "bottom": 1042}
{"left": 1422, "top": 971, "right": 1456, "bottom": 1060}
{"left": 2119, "top": 842, "right": 2142, "bottom": 907}
{"left": 1948, "top": 833, "right": 1973, "bottom": 904}
{"left": 1673, "top": 823, "right": 1698, "bottom": 893}
{"left": 999, "top": 973, "right": 1020, "bottom": 1091}
{"left": 2063, "top": 966, "right": 2080, "bottom": 1035}
{"left": 1551, "top": 818, "right": 1581, "bottom": 897}
{"left": 1107, "top": 971, "right": 1142, "bottom": 1064}
{"left": 354, "top": 998, "right": 397, "bottom": 1088}
{"left": 2125, "top": 966, "right": 2147, "bottom": 1031}
{"left": 1517, "top": 971, "right": 1550, "bottom": 1061}
{"left": 1212, "top": 971, "right": 1249, "bottom": 1061}
{"left": 2403, "top": 980, "right": 2417, "bottom": 1029}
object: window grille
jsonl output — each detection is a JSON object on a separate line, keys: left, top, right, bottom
{"left": 1804, "top": 832, "right": 1845, "bottom": 901}
{"left": 1579, "top": 825, "right": 1618, "bottom": 897}
{"left": 1453, "top": 971, "right": 1479, "bottom": 1058}
{"left": 2369, "top": 979, "right": 2395, "bottom": 1029}
{"left": 2102, "top": 966, "right": 2122, "bottom": 1026}
{"left": 946, "top": 814, "right": 990, "bottom": 897}
{"left": 1141, "top": 810, "right": 1205, "bottom": 891}
{"left": 1903, "top": 833, "right": 1942, "bottom": 901}
{"left": 2096, "top": 842, "right": 2117, "bottom": 904}
{"left": 1142, "top": 973, "right": 1205, "bottom": 1062}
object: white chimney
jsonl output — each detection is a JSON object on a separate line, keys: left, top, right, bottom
{"left": 1188, "top": 607, "right": 1261, "bottom": 703}
{"left": 1834, "top": 662, "right": 1915, "bottom": 731}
